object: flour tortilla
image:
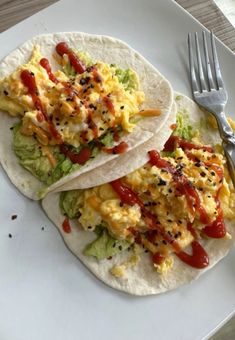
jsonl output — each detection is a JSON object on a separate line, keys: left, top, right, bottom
{"left": 0, "top": 32, "right": 173, "bottom": 200}
{"left": 42, "top": 93, "right": 235, "bottom": 295}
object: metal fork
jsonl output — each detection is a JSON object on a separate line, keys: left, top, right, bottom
{"left": 188, "top": 31, "right": 235, "bottom": 187}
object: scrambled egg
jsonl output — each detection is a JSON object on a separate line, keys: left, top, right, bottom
{"left": 0, "top": 45, "right": 145, "bottom": 147}
{"left": 76, "top": 143, "right": 235, "bottom": 275}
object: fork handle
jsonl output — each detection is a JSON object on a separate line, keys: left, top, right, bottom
{"left": 213, "top": 111, "right": 235, "bottom": 145}
{"left": 211, "top": 110, "right": 235, "bottom": 187}
{"left": 223, "top": 142, "right": 235, "bottom": 188}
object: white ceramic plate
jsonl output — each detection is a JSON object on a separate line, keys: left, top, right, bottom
{"left": 1, "top": 1, "right": 235, "bottom": 339}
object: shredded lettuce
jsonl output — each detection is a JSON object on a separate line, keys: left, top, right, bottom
{"left": 160, "top": 150, "right": 176, "bottom": 158}
{"left": 114, "top": 67, "right": 139, "bottom": 91}
{"left": 60, "top": 190, "right": 82, "bottom": 219}
{"left": 174, "top": 112, "right": 193, "bottom": 140}
{"left": 83, "top": 224, "right": 131, "bottom": 260}
{"left": 99, "top": 130, "right": 114, "bottom": 147}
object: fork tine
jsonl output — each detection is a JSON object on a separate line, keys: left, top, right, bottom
{"left": 202, "top": 31, "right": 215, "bottom": 91}
{"left": 188, "top": 33, "right": 199, "bottom": 94}
{"left": 195, "top": 32, "right": 207, "bottom": 92}
{"left": 211, "top": 31, "right": 224, "bottom": 89}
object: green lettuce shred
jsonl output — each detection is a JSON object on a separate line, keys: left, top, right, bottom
{"left": 12, "top": 124, "right": 84, "bottom": 185}
{"left": 83, "top": 225, "right": 131, "bottom": 260}
{"left": 114, "top": 67, "right": 139, "bottom": 91}
{"left": 60, "top": 190, "right": 82, "bottom": 219}
{"left": 174, "top": 112, "right": 193, "bottom": 140}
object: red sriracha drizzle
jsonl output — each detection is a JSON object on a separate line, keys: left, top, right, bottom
{"left": 152, "top": 252, "right": 165, "bottom": 265}
{"left": 176, "top": 241, "right": 209, "bottom": 269}
{"left": 174, "top": 223, "right": 209, "bottom": 269}
{"left": 56, "top": 42, "right": 86, "bottom": 74}
{"left": 40, "top": 58, "right": 58, "bottom": 84}
{"left": 92, "top": 67, "right": 103, "bottom": 83}
{"left": 103, "top": 141, "right": 128, "bottom": 155}
{"left": 203, "top": 198, "right": 226, "bottom": 238}
{"left": 62, "top": 217, "right": 71, "bottom": 233}
{"left": 103, "top": 96, "right": 115, "bottom": 116}
{"left": 59, "top": 144, "right": 91, "bottom": 165}
{"left": 21, "top": 69, "right": 63, "bottom": 144}
{"left": 21, "top": 70, "right": 46, "bottom": 119}
{"left": 164, "top": 135, "right": 214, "bottom": 153}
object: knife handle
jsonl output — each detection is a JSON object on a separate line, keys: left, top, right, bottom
{"left": 223, "top": 141, "right": 235, "bottom": 188}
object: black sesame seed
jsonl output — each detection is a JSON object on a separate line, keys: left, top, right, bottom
{"left": 120, "top": 106, "right": 124, "bottom": 109}
{"left": 8, "top": 233, "right": 12, "bottom": 238}
{"left": 79, "top": 78, "right": 87, "bottom": 85}
{"left": 41, "top": 227, "right": 44, "bottom": 231}
{"left": 88, "top": 226, "right": 92, "bottom": 229}
{"left": 118, "top": 245, "right": 122, "bottom": 251}
{"left": 167, "top": 219, "right": 173, "bottom": 223}
{"left": 178, "top": 220, "right": 182, "bottom": 224}
{"left": 200, "top": 172, "right": 206, "bottom": 177}
{"left": 10, "top": 127, "right": 13, "bottom": 130}
{"left": 4, "top": 90, "right": 9, "bottom": 96}
{"left": 162, "top": 240, "right": 167, "bottom": 245}
{"left": 158, "top": 179, "right": 166, "bottom": 186}
{"left": 211, "top": 171, "right": 216, "bottom": 176}
{"left": 11, "top": 215, "right": 17, "bottom": 220}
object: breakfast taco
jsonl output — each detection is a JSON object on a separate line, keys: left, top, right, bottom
{"left": 0, "top": 32, "right": 173, "bottom": 200}
{"left": 42, "top": 94, "right": 235, "bottom": 296}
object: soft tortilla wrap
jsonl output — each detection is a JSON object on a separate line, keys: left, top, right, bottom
{"left": 0, "top": 32, "right": 173, "bottom": 200}
{"left": 42, "top": 94, "right": 235, "bottom": 296}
